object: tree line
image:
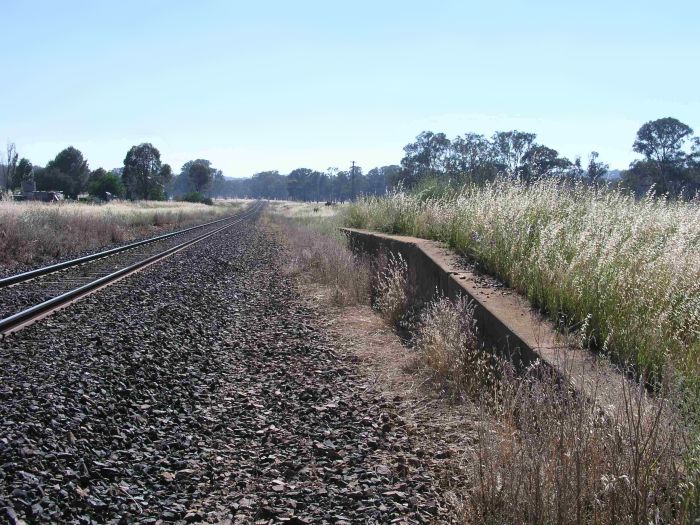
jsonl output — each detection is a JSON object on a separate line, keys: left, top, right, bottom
{"left": 2, "top": 116, "right": 698, "bottom": 202}
{"left": 390, "top": 117, "right": 700, "bottom": 198}
{"left": 0, "top": 140, "right": 400, "bottom": 202}
{"left": 220, "top": 165, "right": 401, "bottom": 201}
{"left": 0, "top": 143, "right": 225, "bottom": 202}
{"left": 211, "top": 116, "right": 700, "bottom": 201}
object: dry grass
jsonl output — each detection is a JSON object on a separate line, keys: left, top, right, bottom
{"left": 265, "top": 200, "right": 343, "bottom": 220}
{"left": 265, "top": 204, "right": 699, "bottom": 523}
{"left": 0, "top": 199, "right": 241, "bottom": 270}
{"left": 344, "top": 179, "right": 700, "bottom": 379}
{"left": 473, "top": 363, "right": 697, "bottom": 524}
{"left": 413, "top": 296, "right": 698, "bottom": 524}
{"left": 414, "top": 296, "right": 497, "bottom": 400}
{"left": 264, "top": 213, "right": 370, "bottom": 306}
{"left": 372, "top": 252, "right": 411, "bottom": 326}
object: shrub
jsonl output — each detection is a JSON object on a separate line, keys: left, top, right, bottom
{"left": 180, "top": 191, "right": 213, "bottom": 205}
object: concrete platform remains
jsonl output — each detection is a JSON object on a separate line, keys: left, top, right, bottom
{"left": 343, "top": 227, "right": 647, "bottom": 416}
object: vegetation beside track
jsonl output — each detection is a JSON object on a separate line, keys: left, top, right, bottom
{"left": 267, "top": 202, "right": 699, "bottom": 524}
{"left": 0, "top": 198, "right": 245, "bottom": 270}
{"left": 343, "top": 178, "right": 700, "bottom": 380}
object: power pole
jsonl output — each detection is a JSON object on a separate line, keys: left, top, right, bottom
{"left": 350, "top": 161, "right": 356, "bottom": 201}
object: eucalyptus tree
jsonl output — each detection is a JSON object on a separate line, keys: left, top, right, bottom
{"left": 122, "top": 143, "right": 170, "bottom": 200}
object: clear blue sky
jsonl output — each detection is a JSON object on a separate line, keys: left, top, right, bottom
{"left": 2, "top": 0, "right": 698, "bottom": 176}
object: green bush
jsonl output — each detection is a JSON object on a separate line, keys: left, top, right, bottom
{"left": 87, "top": 173, "right": 125, "bottom": 200}
{"left": 180, "top": 191, "right": 213, "bottom": 205}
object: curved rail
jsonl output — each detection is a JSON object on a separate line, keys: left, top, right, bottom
{"left": 0, "top": 209, "right": 248, "bottom": 289}
{"left": 0, "top": 202, "right": 262, "bottom": 334}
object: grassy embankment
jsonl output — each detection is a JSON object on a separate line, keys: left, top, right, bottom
{"left": 266, "top": 198, "right": 699, "bottom": 524}
{"left": 0, "top": 198, "right": 245, "bottom": 270}
{"left": 344, "top": 178, "right": 700, "bottom": 380}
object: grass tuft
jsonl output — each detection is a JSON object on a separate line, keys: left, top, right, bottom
{"left": 414, "top": 296, "right": 496, "bottom": 399}
{"left": 373, "top": 252, "right": 411, "bottom": 325}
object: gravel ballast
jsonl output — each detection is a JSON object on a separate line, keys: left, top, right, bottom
{"left": 0, "top": 218, "right": 445, "bottom": 523}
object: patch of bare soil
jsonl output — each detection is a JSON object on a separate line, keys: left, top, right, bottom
{"left": 298, "top": 284, "right": 481, "bottom": 522}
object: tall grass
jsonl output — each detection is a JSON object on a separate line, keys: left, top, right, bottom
{"left": 0, "top": 199, "right": 239, "bottom": 269}
{"left": 411, "top": 295, "right": 697, "bottom": 524}
{"left": 264, "top": 213, "right": 370, "bottom": 306}
{"left": 344, "top": 179, "right": 700, "bottom": 378}
{"left": 266, "top": 202, "right": 698, "bottom": 522}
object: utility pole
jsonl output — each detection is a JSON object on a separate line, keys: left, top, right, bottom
{"left": 350, "top": 161, "right": 356, "bottom": 202}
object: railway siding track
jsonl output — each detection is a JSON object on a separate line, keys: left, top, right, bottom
{"left": 0, "top": 202, "right": 262, "bottom": 334}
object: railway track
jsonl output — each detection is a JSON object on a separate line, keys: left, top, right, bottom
{"left": 0, "top": 201, "right": 263, "bottom": 334}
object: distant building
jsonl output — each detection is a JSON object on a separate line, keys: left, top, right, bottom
{"left": 13, "top": 180, "right": 64, "bottom": 202}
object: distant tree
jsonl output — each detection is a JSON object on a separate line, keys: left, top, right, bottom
{"left": 12, "top": 158, "right": 33, "bottom": 189}
{"left": 3, "top": 142, "right": 18, "bottom": 190}
{"left": 211, "top": 169, "right": 226, "bottom": 197}
{"left": 349, "top": 164, "right": 363, "bottom": 201}
{"left": 491, "top": 131, "right": 537, "bottom": 177}
{"left": 365, "top": 167, "right": 387, "bottom": 195}
{"left": 633, "top": 117, "right": 693, "bottom": 165}
{"left": 180, "top": 159, "right": 209, "bottom": 178}
{"left": 122, "top": 143, "right": 165, "bottom": 200}
{"left": 628, "top": 117, "right": 695, "bottom": 196}
{"left": 325, "top": 167, "right": 339, "bottom": 201}
{"left": 160, "top": 164, "right": 173, "bottom": 187}
{"left": 333, "top": 170, "right": 351, "bottom": 201}
{"left": 399, "top": 131, "right": 451, "bottom": 187}
{"left": 569, "top": 156, "right": 585, "bottom": 179}
{"left": 88, "top": 167, "right": 107, "bottom": 186}
{"left": 44, "top": 146, "right": 90, "bottom": 197}
{"left": 250, "top": 170, "right": 288, "bottom": 199}
{"left": 586, "top": 151, "right": 608, "bottom": 183}
{"left": 447, "top": 133, "right": 498, "bottom": 183}
{"left": 361, "top": 165, "right": 399, "bottom": 195}
{"left": 287, "top": 168, "right": 315, "bottom": 201}
{"left": 35, "top": 167, "right": 75, "bottom": 195}
{"left": 381, "top": 165, "right": 404, "bottom": 189}
{"left": 168, "top": 171, "right": 194, "bottom": 198}
{"left": 684, "top": 138, "right": 700, "bottom": 196}
{"left": 150, "top": 163, "right": 172, "bottom": 200}
{"left": 187, "top": 160, "right": 213, "bottom": 193}
{"left": 520, "top": 145, "right": 570, "bottom": 182}
{"left": 88, "top": 171, "right": 125, "bottom": 200}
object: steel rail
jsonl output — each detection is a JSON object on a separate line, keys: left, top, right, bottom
{"left": 0, "top": 206, "right": 252, "bottom": 289}
{"left": 0, "top": 202, "right": 262, "bottom": 334}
